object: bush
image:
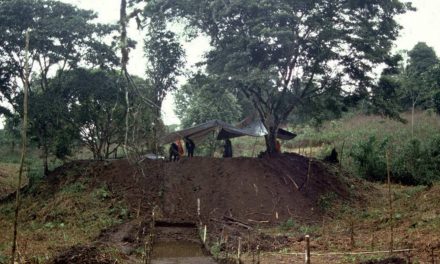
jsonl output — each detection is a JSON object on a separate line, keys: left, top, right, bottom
{"left": 350, "top": 136, "right": 388, "bottom": 182}
{"left": 393, "top": 136, "right": 440, "bottom": 185}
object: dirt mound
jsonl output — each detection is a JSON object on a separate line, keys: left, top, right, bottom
{"left": 161, "top": 153, "right": 350, "bottom": 224}
{"left": 48, "top": 153, "right": 351, "bottom": 225}
{"left": 45, "top": 153, "right": 353, "bottom": 263}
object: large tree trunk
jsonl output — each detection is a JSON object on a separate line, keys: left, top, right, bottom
{"left": 264, "top": 125, "right": 278, "bottom": 154}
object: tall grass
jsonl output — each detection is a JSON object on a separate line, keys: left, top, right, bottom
{"left": 289, "top": 111, "right": 440, "bottom": 185}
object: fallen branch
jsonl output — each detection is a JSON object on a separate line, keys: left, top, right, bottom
{"left": 247, "top": 219, "right": 270, "bottom": 224}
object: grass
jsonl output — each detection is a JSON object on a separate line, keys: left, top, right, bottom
{"left": 285, "top": 111, "right": 440, "bottom": 182}
{"left": 0, "top": 170, "right": 129, "bottom": 263}
{"left": 255, "top": 182, "right": 440, "bottom": 263}
{"left": 0, "top": 163, "right": 28, "bottom": 199}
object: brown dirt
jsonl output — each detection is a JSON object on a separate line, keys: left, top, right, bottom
{"left": 50, "top": 245, "right": 116, "bottom": 264}
{"left": 49, "top": 153, "right": 351, "bottom": 225}
{"left": 358, "top": 257, "right": 407, "bottom": 264}
{"left": 162, "top": 153, "right": 350, "bottom": 223}
{"left": 45, "top": 153, "right": 353, "bottom": 263}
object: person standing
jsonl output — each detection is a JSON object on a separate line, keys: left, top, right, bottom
{"left": 169, "top": 142, "right": 179, "bottom": 162}
{"left": 275, "top": 140, "right": 282, "bottom": 153}
{"left": 223, "top": 139, "right": 233, "bottom": 158}
{"left": 176, "top": 139, "right": 184, "bottom": 157}
{"left": 184, "top": 136, "right": 195, "bottom": 157}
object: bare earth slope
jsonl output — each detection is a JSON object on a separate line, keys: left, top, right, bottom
{"left": 161, "top": 153, "right": 350, "bottom": 224}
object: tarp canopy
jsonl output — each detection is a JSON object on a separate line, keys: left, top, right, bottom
{"left": 161, "top": 119, "right": 296, "bottom": 144}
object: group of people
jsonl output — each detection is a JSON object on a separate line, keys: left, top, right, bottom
{"left": 169, "top": 137, "right": 282, "bottom": 161}
{"left": 169, "top": 137, "right": 195, "bottom": 162}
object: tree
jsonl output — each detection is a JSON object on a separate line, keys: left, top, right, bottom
{"left": 370, "top": 54, "right": 405, "bottom": 120}
{"left": 148, "top": 0, "right": 413, "bottom": 153}
{"left": 0, "top": 0, "right": 118, "bottom": 173}
{"left": 400, "top": 42, "right": 439, "bottom": 136}
{"left": 0, "top": 61, "right": 14, "bottom": 117}
{"left": 144, "top": 16, "right": 185, "bottom": 118}
{"left": 141, "top": 14, "right": 184, "bottom": 153}
{"left": 175, "top": 73, "right": 242, "bottom": 128}
{"left": 427, "top": 64, "right": 440, "bottom": 114}
{"left": 0, "top": 0, "right": 118, "bottom": 108}
{"left": 63, "top": 69, "right": 127, "bottom": 160}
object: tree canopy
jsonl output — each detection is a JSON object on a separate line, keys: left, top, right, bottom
{"left": 0, "top": 0, "right": 118, "bottom": 108}
{"left": 147, "top": 0, "right": 413, "bottom": 152}
{"left": 175, "top": 73, "right": 242, "bottom": 128}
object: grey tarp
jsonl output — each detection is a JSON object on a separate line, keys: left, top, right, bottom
{"left": 161, "top": 119, "right": 296, "bottom": 144}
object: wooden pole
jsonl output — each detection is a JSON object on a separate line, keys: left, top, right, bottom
{"left": 305, "top": 235, "right": 311, "bottom": 264}
{"left": 11, "top": 30, "right": 30, "bottom": 264}
{"left": 350, "top": 215, "right": 355, "bottom": 249}
{"left": 237, "top": 237, "right": 242, "bottom": 264}
{"left": 386, "top": 150, "right": 394, "bottom": 253}
{"left": 257, "top": 245, "right": 260, "bottom": 264}
{"left": 197, "top": 198, "right": 200, "bottom": 218}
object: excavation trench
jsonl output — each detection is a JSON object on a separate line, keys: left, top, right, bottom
{"left": 151, "top": 221, "right": 216, "bottom": 264}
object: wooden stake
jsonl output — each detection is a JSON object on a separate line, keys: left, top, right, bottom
{"left": 237, "top": 237, "right": 242, "bottom": 264}
{"left": 203, "top": 225, "right": 207, "bottom": 244}
{"left": 257, "top": 245, "right": 260, "bottom": 264}
{"left": 305, "top": 235, "right": 311, "bottom": 264}
{"left": 197, "top": 198, "right": 200, "bottom": 217}
{"left": 350, "top": 215, "right": 355, "bottom": 249}
{"left": 386, "top": 150, "right": 394, "bottom": 253}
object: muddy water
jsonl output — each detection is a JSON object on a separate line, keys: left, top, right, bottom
{"left": 152, "top": 241, "right": 205, "bottom": 258}
{"left": 151, "top": 225, "right": 217, "bottom": 264}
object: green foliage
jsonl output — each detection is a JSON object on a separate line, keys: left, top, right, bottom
{"left": 0, "top": 0, "right": 121, "bottom": 170}
{"left": 279, "top": 218, "right": 296, "bottom": 232}
{"left": 148, "top": 0, "right": 413, "bottom": 152}
{"left": 296, "top": 112, "right": 440, "bottom": 185}
{"left": 393, "top": 137, "right": 440, "bottom": 185}
{"left": 350, "top": 136, "right": 389, "bottom": 182}
{"left": 0, "top": 251, "right": 8, "bottom": 264}
{"left": 94, "top": 185, "right": 111, "bottom": 201}
{"left": 399, "top": 42, "right": 439, "bottom": 111}
{"left": 57, "top": 68, "right": 127, "bottom": 160}
{"left": 175, "top": 73, "right": 243, "bottom": 128}
{"left": 144, "top": 14, "right": 184, "bottom": 116}
{"left": 61, "top": 182, "right": 86, "bottom": 194}
{"left": 210, "top": 242, "right": 222, "bottom": 258}
{"left": 434, "top": 90, "right": 440, "bottom": 114}
{"left": 318, "top": 192, "right": 337, "bottom": 211}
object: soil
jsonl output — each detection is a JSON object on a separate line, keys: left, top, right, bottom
{"left": 359, "top": 257, "right": 407, "bottom": 264}
{"left": 47, "top": 153, "right": 353, "bottom": 263}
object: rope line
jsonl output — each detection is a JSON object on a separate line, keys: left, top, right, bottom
{"left": 263, "top": 248, "right": 415, "bottom": 257}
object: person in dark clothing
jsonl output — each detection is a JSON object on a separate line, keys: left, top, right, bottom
{"left": 223, "top": 139, "right": 233, "bottom": 158}
{"left": 184, "top": 137, "right": 195, "bottom": 157}
{"left": 323, "top": 147, "right": 339, "bottom": 163}
{"left": 169, "top": 142, "right": 180, "bottom": 162}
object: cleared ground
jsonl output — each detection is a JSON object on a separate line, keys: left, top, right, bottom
{"left": 1, "top": 154, "right": 439, "bottom": 263}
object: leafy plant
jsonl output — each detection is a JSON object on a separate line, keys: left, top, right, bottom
{"left": 350, "top": 136, "right": 389, "bottom": 182}
{"left": 279, "top": 218, "right": 296, "bottom": 232}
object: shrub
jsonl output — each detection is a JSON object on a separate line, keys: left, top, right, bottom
{"left": 393, "top": 137, "right": 440, "bottom": 185}
{"left": 350, "top": 136, "right": 388, "bottom": 182}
